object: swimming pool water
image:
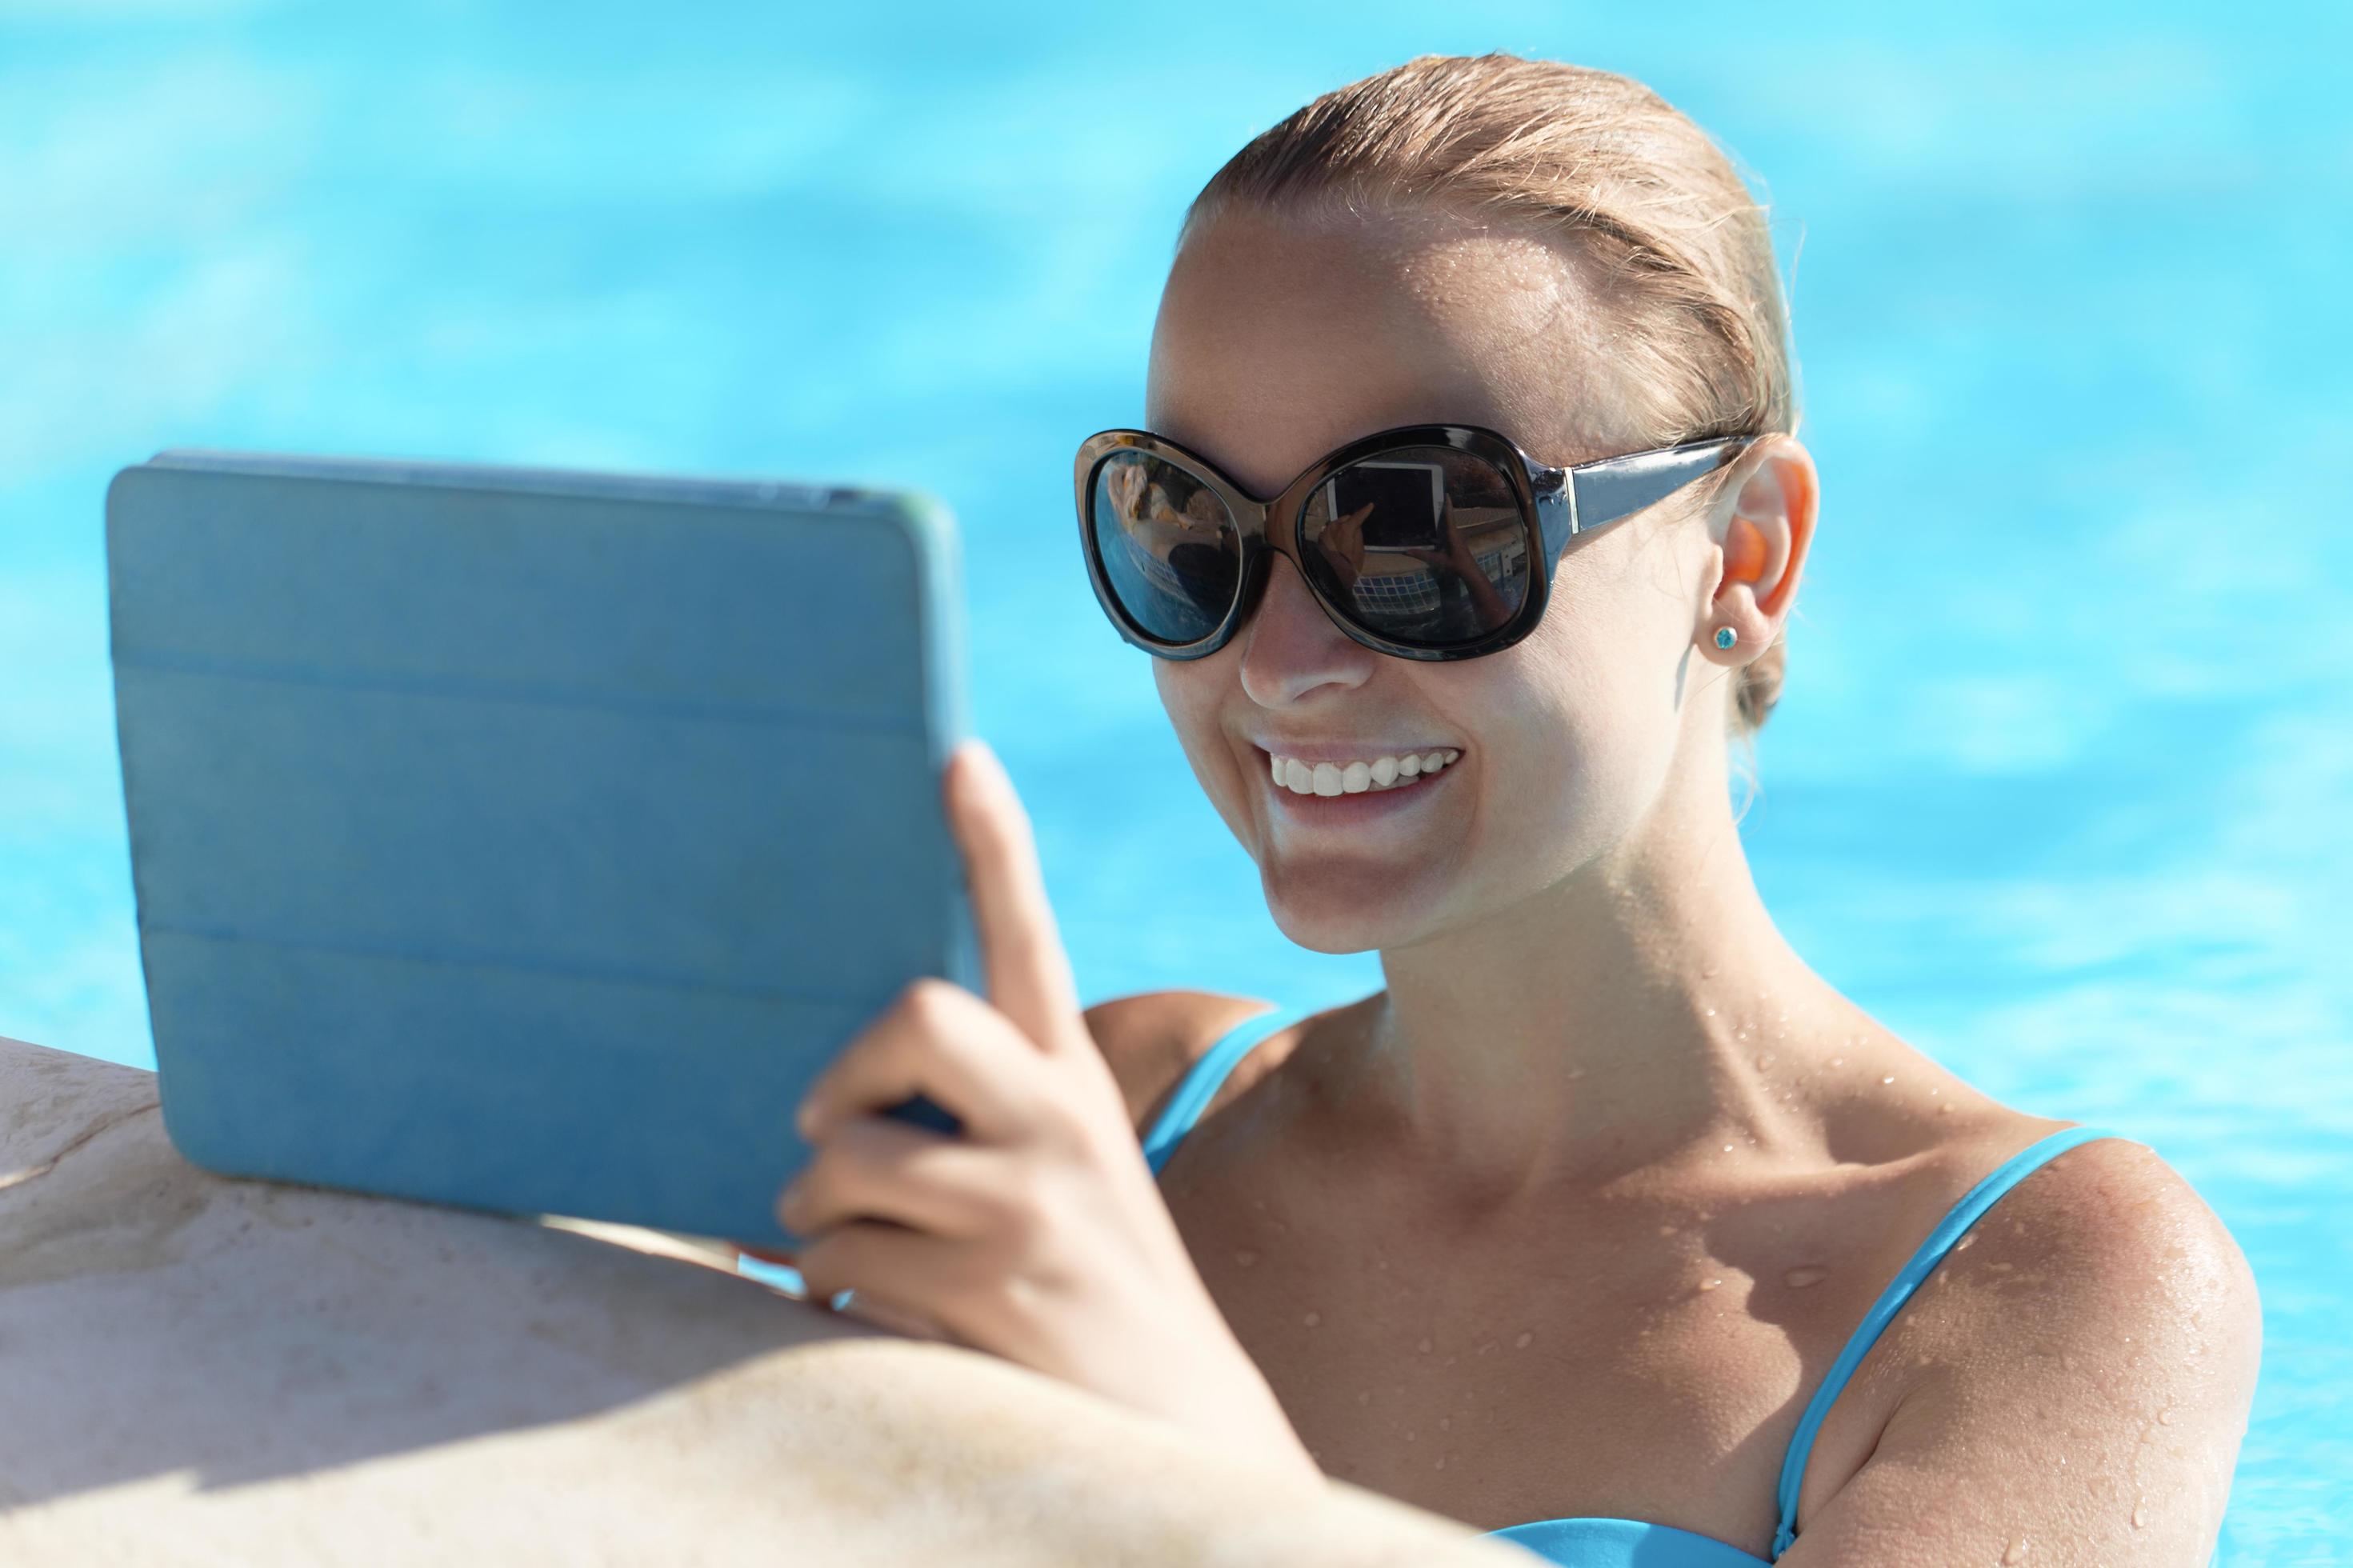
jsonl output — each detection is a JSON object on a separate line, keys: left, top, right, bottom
{"left": 2, "top": 4, "right": 2344, "bottom": 1556}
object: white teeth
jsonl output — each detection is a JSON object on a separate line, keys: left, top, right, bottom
{"left": 1267, "top": 748, "right": 1460, "bottom": 797}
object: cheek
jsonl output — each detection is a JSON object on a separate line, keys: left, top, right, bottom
{"left": 1475, "top": 592, "right": 1668, "bottom": 864}
{"left": 1151, "top": 658, "right": 1241, "bottom": 794}
{"left": 1150, "top": 657, "right": 1216, "bottom": 745}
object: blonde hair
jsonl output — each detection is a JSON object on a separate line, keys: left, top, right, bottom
{"left": 1178, "top": 52, "right": 1799, "bottom": 738}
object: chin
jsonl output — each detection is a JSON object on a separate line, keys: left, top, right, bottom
{"left": 1259, "top": 868, "right": 1432, "bottom": 955}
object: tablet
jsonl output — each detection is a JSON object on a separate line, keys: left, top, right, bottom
{"left": 106, "top": 450, "right": 978, "bottom": 1248}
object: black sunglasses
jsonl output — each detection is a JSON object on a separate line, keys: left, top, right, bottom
{"left": 1074, "top": 422, "right": 1759, "bottom": 661}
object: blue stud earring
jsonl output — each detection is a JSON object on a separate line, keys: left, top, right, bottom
{"left": 1714, "top": 626, "right": 1738, "bottom": 650}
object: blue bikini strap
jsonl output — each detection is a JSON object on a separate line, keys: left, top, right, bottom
{"left": 1139, "top": 1005, "right": 1309, "bottom": 1176}
{"left": 1769, "top": 1124, "right": 2128, "bottom": 1558}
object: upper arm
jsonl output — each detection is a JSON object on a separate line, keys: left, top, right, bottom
{"left": 1081, "top": 991, "right": 1278, "bottom": 1138}
{"left": 1780, "top": 1136, "right": 2261, "bottom": 1566}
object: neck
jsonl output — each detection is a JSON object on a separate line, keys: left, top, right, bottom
{"left": 1348, "top": 749, "right": 1842, "bottom": 1196}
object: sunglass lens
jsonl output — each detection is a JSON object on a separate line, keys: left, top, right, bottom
{"left": 1300, "top": 446, "right": 1530, "bottom": 646}
{"left": 1090, "top": 450, "right": 1243, "bottom": 646}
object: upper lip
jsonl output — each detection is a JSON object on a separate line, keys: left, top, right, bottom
{"left": 1250, "top": 738, "right": 1463, "bottom": 766}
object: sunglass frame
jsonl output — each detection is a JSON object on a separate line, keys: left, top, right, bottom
{"left": 1073, "top": 422, "right": 1760, "bottom": 662}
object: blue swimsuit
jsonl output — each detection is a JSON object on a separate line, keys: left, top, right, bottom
{"left": 1141, "top": 1003, "right": 2125, "bottom": 1568}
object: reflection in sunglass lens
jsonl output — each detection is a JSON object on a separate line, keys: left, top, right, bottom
{"left": 1300, "top": 446, "right": 1530, "bottom": 646}
{"left": 1090, "top": 450, "right": 1242, "bottom": 645}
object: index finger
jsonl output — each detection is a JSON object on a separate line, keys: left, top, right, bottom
{"left": 942, "top": 739, "right": 1087, "bottom": 1058}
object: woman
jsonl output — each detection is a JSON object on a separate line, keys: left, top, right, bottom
{"left": 770, "top": 53, "right": 2259, "bottom": 1566}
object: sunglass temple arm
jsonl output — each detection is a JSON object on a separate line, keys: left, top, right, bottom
{"left": 1530, "top": 437, "right": 1759, "bottom": 566}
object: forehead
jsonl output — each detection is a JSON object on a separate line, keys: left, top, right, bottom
{"left": 1144, "top": 203, "right": 1635, "bottom": 496}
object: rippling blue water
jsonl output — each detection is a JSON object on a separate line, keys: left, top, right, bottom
{"left": 2, "top": 3, "right": 2343, "bottom": 1556}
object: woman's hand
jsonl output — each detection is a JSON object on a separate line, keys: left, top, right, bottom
{"left": 766, "top": 739, "right": 1319, "bottom": 1484}
{"left": 1402, "top": 508, "right": 1510, "bottom": 627}
{"left": 1315, "top": 500, "right": 1375, "bottom": 590}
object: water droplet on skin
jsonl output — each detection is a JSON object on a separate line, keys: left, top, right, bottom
{"left": 1703, "top": 1006, "right": 1717, "bottom": 1018}
{"left": 1235, "top": 1250, "right": 1260, "bottom": 1267}
{"left": 2157, "top": 1407, "right": 2175, "bottom": 1426}
{"left": 1937, "top": 1103, "right": 1953, "bottom": 1115}
{"left": 1755, "top": 1053, "right": 1775, "bottom": 1070}
{"left": 1477, "top": 1340, "right": 1498, "bottom": 1356}
{"left": 1881, "top": 1074, "right": 1896, "bottom": 1085}
{"left": 2132, "top": 1498, "right": 2149, "bottom": 1529}
{"left": 1989, "top": 1262, "right": 2014, "bottom": 1273}
{"left": 1785, "top": 1265, "right": 1828, "bottom": 1288}
{"left": 2004, "top": 1536, "right": 2029, "bottom": 1563}
{"left": 1955, "top": 1234, "right": 1976, "bottom": 1252}
{"left": 1515, "top": 1331, "right": 1535, "bottom": 1349}
{"left": 1565, "top": 1066, "right": 1588, "bottom": 1081}
{"left": 1700, "top": 965, "right": 1719, "bottom": 978}
{"left": 1830, "top": 1057, "right": 1844, "bottom": 1068}
{"left": 1722, "top": 1143, "right": 1735, "bottom": 1154}
{"left": 1699, "top": 1277, "right": 1723, "bottom": 1292}
{"left": 1303, "top": 1311, "right": 1322, "bottom": 1327}
{"left": 1419, "top": 1338, "right": 1433, "bottom": 1354}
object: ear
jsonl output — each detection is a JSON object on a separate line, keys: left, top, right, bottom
{"left": 1702, "top": 434, "right": 1818, "bottom": 662}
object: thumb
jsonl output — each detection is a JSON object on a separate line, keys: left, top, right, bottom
{"left": 944, "top": 739, "right": 1089, "bottom": 1057}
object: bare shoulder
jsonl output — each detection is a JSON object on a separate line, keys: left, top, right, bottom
{"left": 1081, "top": 991, "right": 1300, "bottom": 1136}
{"left": 1792, "top": 1127, "right": 2262, "bottom": 1562}
{"left": 1925, "top": 1126, "right": 2258, "bottom": 1338}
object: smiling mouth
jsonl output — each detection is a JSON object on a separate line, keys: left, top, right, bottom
{"left": 1263, "top": 748, "right": 1462, "bottom": 798}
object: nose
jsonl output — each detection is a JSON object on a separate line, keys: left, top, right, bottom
{"left": 1236, "top": 552, "right": 1378, "bottom": 708}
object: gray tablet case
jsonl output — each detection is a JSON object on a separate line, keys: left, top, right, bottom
{"left": 106, "top": 450, "right": 978, "bottom": 1247}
